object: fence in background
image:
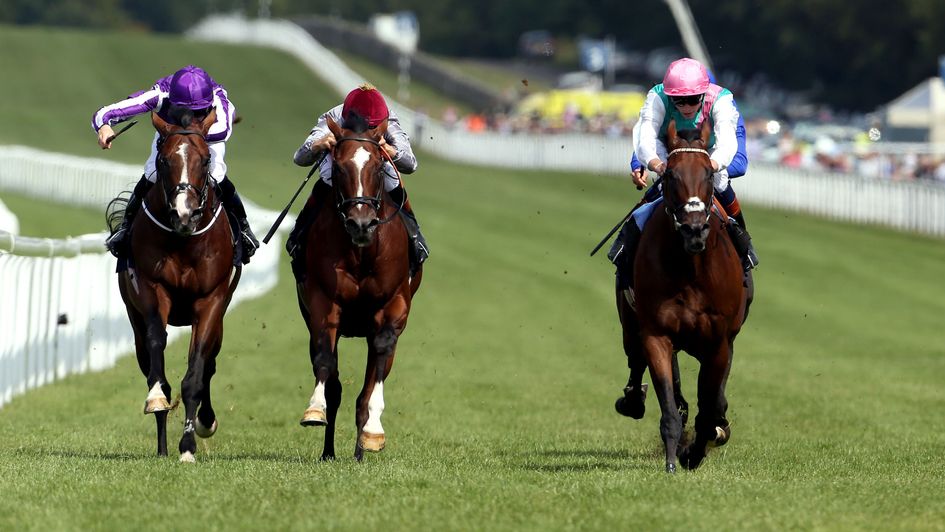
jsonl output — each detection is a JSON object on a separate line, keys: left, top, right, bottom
{"left": 0, "top": 146, "right": 289, "bottom": 409}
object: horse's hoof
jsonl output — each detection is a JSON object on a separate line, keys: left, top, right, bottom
{"left": 195, "top": 418, "right": 218, "bottom": 438}
{"left": 358, "top": 432, "right": 385, "bottom": 452}
{"left": 143, "top": 397, "right": 171, "bottom": 414}
{"left": 179, "top": 451, "right": 196, "bottom": 463}
{"left": 300, "top": 407, "right": 327, "bottom": 426}
{"left": 709, "top": 424, "right": 731, "bottom": 447}
{"left": 614, "top": 383, "right": 647, "bottom": 419}
{"left": 665, "top": 462, "right": 677, "bottom": 474}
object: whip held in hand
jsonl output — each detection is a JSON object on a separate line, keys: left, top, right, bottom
{"left": 104, "top": 120, "right": 138, "bottom": 146}
{"left": 262, "top": 152, "right": 328, "bottom": 244}
{"left": 589, "top": 209, "right": 634, "bottom": 257}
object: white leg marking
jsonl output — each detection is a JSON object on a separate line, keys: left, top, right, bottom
{"left": 146, "top": 382, "right": 164, "bottom": 401}
{"left": 363, "top": 381, "right": 385, "bottom": 434}
{"left": 309, "top": 382, "right": 327, "bottom": 412}
{"left": 179, "top": 451, "right": 195, "bottom": 463}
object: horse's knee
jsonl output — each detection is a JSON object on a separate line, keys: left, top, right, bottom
{"left": 373, "top": 325, "right": 397, "bottom": 355}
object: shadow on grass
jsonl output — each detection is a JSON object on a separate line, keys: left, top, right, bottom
{"left": 12, "top": 447, "right": 320, "bottom": 464}
{"left": 510, "top": 447, "right": 663, "bottom": 473}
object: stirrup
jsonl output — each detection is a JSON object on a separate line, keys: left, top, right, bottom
{"left": 105, "top": 227, "right": 127, "bottom": 257}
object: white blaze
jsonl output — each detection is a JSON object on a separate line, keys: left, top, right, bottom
{"left": 351, "top": 146, "right": 371, "bottom": 197}
{"left": 173, "top": 143, "right": 191, "bottom": 216}
{"left": 684, "top": 196, "right": 706, "bottom": 213}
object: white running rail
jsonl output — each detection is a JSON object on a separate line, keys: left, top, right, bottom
{"left": 0, "top": 145, "right": 290, "bottom": 409}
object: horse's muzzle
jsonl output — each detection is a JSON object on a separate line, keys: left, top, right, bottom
{"left": 344, "top": 216, "right": 379, "bottom": 247}
{"left": 679, "top": 223, "right": 710, "bottom": 254}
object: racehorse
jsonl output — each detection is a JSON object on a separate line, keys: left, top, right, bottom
{"left": 296, "top": 115, "right": 421, "bottom": 461}
{"left": 117, "top": 110, "right": 241, "bottom": 462}
{"left": 615, "top": 119, "right": 753, "bottom": 473}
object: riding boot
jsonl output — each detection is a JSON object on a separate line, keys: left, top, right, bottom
{"left": 727, "top": 212, "right": 759, "bottom": 271}
{"left": 286, "top": 179, "right": 331, "bottom": 259}
{"left": 106, "top": 176, "right": 152, "bottom": 258}
{"left": 608, "top": 221, "right": 642, "bottom": 291}
{"left": 388, "top": 186, "right": 429, "bottom": 276}
{"left": 219, "top": 177, "right": 259, "bottom": 265}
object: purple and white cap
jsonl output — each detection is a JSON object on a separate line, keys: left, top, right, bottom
{"left": 168, "top": 65, "right": 214, "bottom": 110}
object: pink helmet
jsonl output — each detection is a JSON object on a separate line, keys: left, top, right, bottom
{"left": 663, "top": 58, "right": 710, "bottom": 96}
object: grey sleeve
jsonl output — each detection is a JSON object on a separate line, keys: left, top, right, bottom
{"left": 385, "top": 115, "right": 418, "bottom": 174}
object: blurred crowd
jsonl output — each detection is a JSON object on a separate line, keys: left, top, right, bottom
{"left": 433, "top": 106, "right": 945, "bottom": 184}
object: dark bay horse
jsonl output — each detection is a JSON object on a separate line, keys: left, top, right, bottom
{"left": 616, "top": 120, "right": 753, "bottom": 472}
{"left": 296, "top": 115, "right": 421, "bottom": 461}
{"left": 118, "top": 111, "right": 240, "bottom": 462}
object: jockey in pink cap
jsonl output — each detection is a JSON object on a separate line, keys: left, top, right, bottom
{"left": 608, "top": 57, "right": 758, "bottom": 291}
{"left": 288, "top": 83, "right": 428, "bottom": 278}
{"left": 92, "top": 65, "right": 259, "bottom": 264}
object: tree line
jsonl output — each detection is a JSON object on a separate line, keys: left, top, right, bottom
{"left": 3, "top": 0, "right": 943, "bottom": 111}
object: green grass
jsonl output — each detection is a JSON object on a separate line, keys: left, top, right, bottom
{"left": 2, "top": 24, "right": 945, "bottom": 531}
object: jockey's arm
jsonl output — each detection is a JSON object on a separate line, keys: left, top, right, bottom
{"left": 92, "top": 86, "right": 160, "bottom": 148}
{"left": 634, "top": 90, "right": 669, "bottom": 175}
{"left": 727, "top": 113, "right": 749, "bottom": 178}
{"left": 384, "top": 113, "right": 418, "bottom": 174}
{"left": 293, "top": 106, "right": 341, "bottom": 167}
{"left": 708, "top": 93, "right": 739, "bottom": 173}
{"left": 204, "top": 89, "right": 235, "bottom": 144}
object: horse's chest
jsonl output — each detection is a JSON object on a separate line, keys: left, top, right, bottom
{"left": 656, "top": 292, "right": 718, "bottom": 336}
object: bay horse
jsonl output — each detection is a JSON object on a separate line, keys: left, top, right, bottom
{"left": 615, "top": 119, "right": 753, "bottom": 472}
{"left": 118, "top": 110, "right": 240, "bottom": 462}
{"left": 296, "top": 115, "right": 421, "bottom": 461}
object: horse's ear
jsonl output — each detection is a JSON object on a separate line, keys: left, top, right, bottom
{"left": 152, "top": 111, "right": 174, "bottom": 137}
{"left": 372, "top": 118, "right": 389, "bottom": 140}
{"left": 327, "top": 117, "right": 343, "bottom": 138}
{"left": 699, "top": 118, "right": 711, "bottom": 147}
{"left": 197, "top": 108, "right": 217, "bottom": 137}
{"left": 667, "top": 120, "right": 679, "bottom": 148}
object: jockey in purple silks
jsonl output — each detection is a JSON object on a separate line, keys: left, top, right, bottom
{"left": 92, "top": 65, "right": 259, "bottom": 264}
{"left": 609, "top": 58, "right": 758, "bottom": 290}
{"left": 287, "top": 83, "right": 428, "bottom": 276}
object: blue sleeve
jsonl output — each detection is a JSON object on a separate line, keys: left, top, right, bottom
{"left": 727, "top": 112, "right": 748, "bottom": 178}
{"left": 630, "top": 151, "right": 643, "bottom": 172}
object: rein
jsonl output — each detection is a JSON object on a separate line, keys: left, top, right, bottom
{"left": 333, "top": 136, "right": 404, "bottom": 225}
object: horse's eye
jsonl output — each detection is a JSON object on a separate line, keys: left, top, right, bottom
{"left": 157, "top": 156, "right": 168, "bottom": 167}
{"left": 203, "top": 158, "right": 210, "bottom": 167}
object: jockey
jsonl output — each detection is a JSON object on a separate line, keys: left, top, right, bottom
{"left": 92, "top": 65, "right": 259, "bottom": 264}
{"left": 288, "top": 84, "right": 429, "bottom": 275}
{"left": 609, "top": 58, "right": 758, "bottom": 288}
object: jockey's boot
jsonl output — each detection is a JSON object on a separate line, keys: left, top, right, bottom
{"left": 105, "top": 176, "right": 152, "bottom": 258}
{"left": 219, "top": 177, "right": 259, "bottom": 264}
{"left": 726, "top": 211, "right": 759, "bottom": 271}
{"left": 286, "top": 179, "right": 331, "bottom": 260}
{"left": 608, "top": 221, "right": 641, "bottom": 291}
{"left": 389, "top": 186, "right": 429, "bottom": 277}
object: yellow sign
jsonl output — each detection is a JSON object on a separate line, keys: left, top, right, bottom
{"left": 518, "top": 89, "right": 645, "bottom": 123}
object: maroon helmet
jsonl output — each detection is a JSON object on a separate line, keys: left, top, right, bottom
{"left": 341, "top": 84, "right": 389, "bottom": 127}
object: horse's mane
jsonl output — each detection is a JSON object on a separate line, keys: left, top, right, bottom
{"left": 341, "top": 111, "right": 371, "bottom": 134}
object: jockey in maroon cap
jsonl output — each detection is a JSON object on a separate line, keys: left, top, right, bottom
{"left": 93, "top": 65, "right": 259, "bottom": 264}
{"left": 288, "top": 84, "right": 428, "bottom": 277}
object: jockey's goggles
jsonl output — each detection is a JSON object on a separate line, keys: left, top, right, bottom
{"left": 670, "top": 94, "right": 704, "bottom": 107}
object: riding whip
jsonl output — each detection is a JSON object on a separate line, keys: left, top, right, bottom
{"left": 588, "top": 176, "right": 660, "bottom": 257}
{"left": 103, "top": 120, "right": 138, "bottom": 147}
{"left": 262, "top": 151, "right": 329, "bottom": 244}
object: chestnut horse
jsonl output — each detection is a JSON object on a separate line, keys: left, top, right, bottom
{"left": 616, "top": 120, "right": 753, "bottom": 473}
{"left": 118, "top": 111, "right": 240, "bottom": 462}
{"left": 296, "top": 115, "right": 421, "bottom": 461}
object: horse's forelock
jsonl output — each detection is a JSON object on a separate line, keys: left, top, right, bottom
{"left": 676, "top": 128, "right": 703, "bottom": 146}
{"left": 341, "top": 111, "right": 371, "bottom": 134}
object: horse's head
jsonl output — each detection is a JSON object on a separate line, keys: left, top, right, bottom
{"left": 151, "top": 110, "right": 216, "bottom": 235}
{"left": 326, "top": 114, "right": 389, "bottom": 247}
{"left": 663, "top": 119, "right": 714, "bottom": 254}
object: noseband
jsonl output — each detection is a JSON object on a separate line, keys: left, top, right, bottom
{"left": 664, "top": 147, "right": 712, "bottom": 229}
{"left": 333, "top": 137, "right": 402, "bottom": 224}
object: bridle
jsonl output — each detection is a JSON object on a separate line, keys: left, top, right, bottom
{"left": 663, "top": 147, "right": 712, "bottom": 229}
{"left": 332, "top": 136, "right": 403, "bottom": 225}
{"left": 144, "top": 129, "right": 222, "bottom": 235}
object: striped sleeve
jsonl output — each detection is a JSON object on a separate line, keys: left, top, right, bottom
{"left": 91, "top": 86, "right": 160, "bottom": 132}
{"left": 205, "top": 87, "right": 234, "bottom": 144}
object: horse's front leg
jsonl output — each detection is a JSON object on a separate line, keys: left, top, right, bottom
{"left": 177, "top": 296, "right": 227, "bottom": 463}
{"left": 642, "top": 334, "right": 682, "bottom": 473}
{"left": 300, "top": 291, "right": 342, "bottom": 462}
{"left": 615, "top": 291, "right": 648, "bottom": 419}
{"left": 354, "top": 294, "right": 409, "bottom": 461}
{"left": 681, "top": 339, "right": 734, "bottom": 471}
{"left": 126, "top": 279, "right": 173, "bottom": 457}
